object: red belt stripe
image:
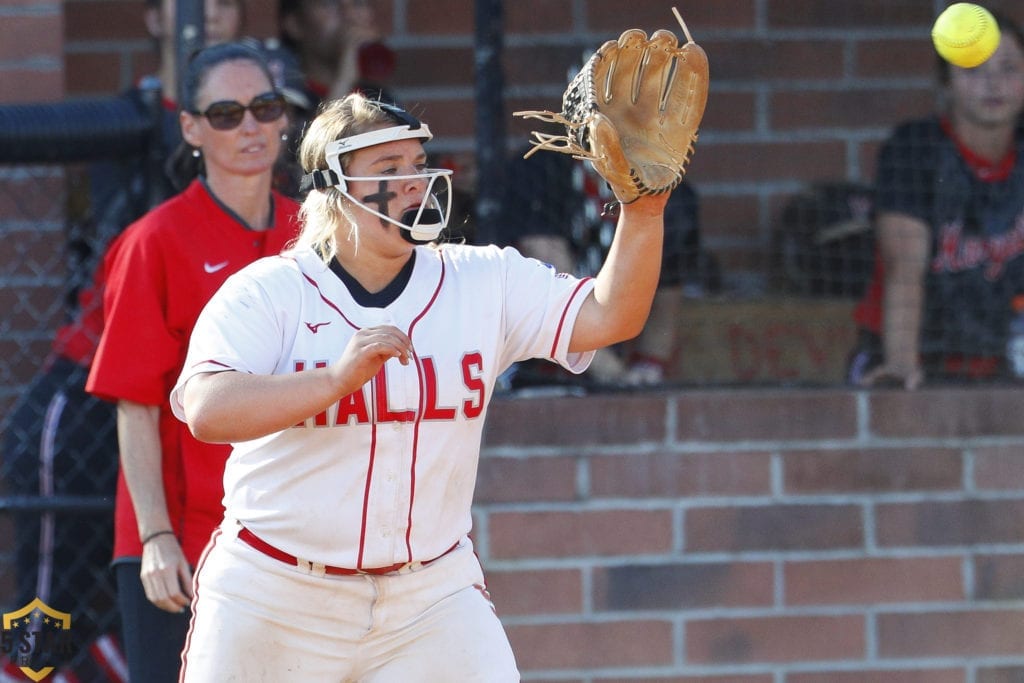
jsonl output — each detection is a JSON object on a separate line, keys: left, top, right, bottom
{"left": 238, "top": 526, "right": 456, "bottom": 576}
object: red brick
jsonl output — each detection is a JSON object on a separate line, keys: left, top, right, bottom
{"left": 401, "top": 97, "right": 474, "bottom": 140}
{"left": 506, "top": 620, "right": 673, "bottom": 670}
{"left": 0, "top": 285, "right": 66, "bottom": 335}
{"left": 0, "top": 174, "right": 66, "bottom": 222}
{"left": 878, "top": 610, "right": 1024, "bottom": 657}
{"left": 484, "top": 394, "right": 668, "bottom": 447}
{"left": 785, "top": 557, "right": 963, "bottom": 605}
{"left": 64, "top": 52, "right": 122, "bottom": 95}
{"left": 767, "top": 1, "right": 931, "bottom": 27}
{"left": 869, "top": 388, "right": 1024, "bottom": 438}
{"left": 503, "top": 45, "right": 584, "bottom": 86}
{"left": 855, "top": 39, "right": 936, "bottom": 79}
{"left": 64, "top": 0, "right": 146, "bottom": 41}
{"left": 979, "top": 667, "right": 1024, "bottom": 683}
{"left": 877, "top": 500, "right": 1024, "bottom": 547}
{"left": 693, "top": 141, "right": 848, "bottom": 184}
{"left": 484, "top": 568, "right": 582, "bottom": 616}
{"left": 476, "top": 455, "right": 577, "bottom": 504}
{"left": 789, "top": 670, "right": 964, "bottom": 683}
{"left": 0, "top": 233, "right": 64, "bottom": 282}
{"left": 590, "top": 451, "right": 772, "bottom": 498}
{"left": 772, "top": 87, "right": 933, "bottom": 130}
{"left": 487, "top": 509, "right": 673, "bottom": 559}
{"left": 700, "top": 39, "right": 844, "bottom": 81}
{"left": 702, "top": 92, "right": 757, "bottom": 133}
{"left": 974, "top": 445, "right": 1024, "bottom": 491}
{"left": 687, "top": 504, "right": 863, "bottom": 552}
{"left": 243, "top": 0, "right": 279, "bottom": 39}
{"left": 783, "top": 448, "right": 962, "bottom": 493}
{"left": 675, "top": 390, "right": 857, "bottom": 442}
{"left": 686, "top": 615, "right": 864, "bottom": 663}
{"left": 0, "top": 338, "right": 54, "bottom": 389}
{"left": 0, "top": 70, "right": 62, "bottom": 103}
{"left": 589, "top": 0, "right": 756, "bottom": 32}
{"left": 974, "top": 554, "right": 1024, "bottom": 601}
{"left": 0, "top": 15, "right": 61, "bottom": 62}
{"left": 127, "top": 51, "right": 162, "bottom": 90}
{"left": 406, "top": 0, "right": 473, "bottom": 34}
{"left": 593, "top": 561, "right": 773, "bottom": 610}
{"left": 505, "top": 1, "right": 572, "bottom": 32}
{"left": 392, "top": 47, "right": 473, "bottom": 88}
{"left": 699, "top": 195, "right": 760, "bottom": 243}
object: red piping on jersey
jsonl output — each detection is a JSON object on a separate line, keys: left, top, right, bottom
{"left": 298, "top": 267, "right": 361, "bottom": 331}
{"left": 403, "top": 253, "right": 446, "bottom": 563}
{"left": 180, "top": 526, "right": 222, "bottom": 679}
{"left": 357, "top": 383, "right": 379, "bottom": 569}
{"left": 189, "top": 358, "right": 232, "bottom": 372}
{"left": 551, "top": 277, "right": 593, "bottom": 357}
{"left": 939, "top": 116, "right": 1016, "bottom": 182}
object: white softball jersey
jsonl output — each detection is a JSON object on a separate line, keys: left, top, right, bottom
{"left": 171, "top": 243, "right": 595, "bottom": 570}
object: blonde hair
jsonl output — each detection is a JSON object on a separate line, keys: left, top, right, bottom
{"left": 287, "top": 93, "right": 396, "bottom": 262}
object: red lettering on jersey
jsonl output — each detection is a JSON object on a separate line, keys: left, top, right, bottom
{"left": 336, "top": 387, "right": 370, "bottom": 425}
{"left": 462, "top": 352, "right": 485, "bottom": 419}
{"left": 420, "top": 357, "right": 457, "bottom": 420}
{"left": 374, "top": 368, "right": 415, "bottom": 423}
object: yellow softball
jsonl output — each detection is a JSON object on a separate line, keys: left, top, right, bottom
{"left": 932, "top": 3, "right": 1001, "bottom": 68}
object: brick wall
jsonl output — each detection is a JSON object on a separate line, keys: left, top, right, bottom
{"left": 477, "top": 386, "right": 1024, "bottom": 681}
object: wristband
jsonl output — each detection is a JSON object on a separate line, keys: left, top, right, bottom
{"left": 141, "top": 530, "right": 175, "bottom": 545}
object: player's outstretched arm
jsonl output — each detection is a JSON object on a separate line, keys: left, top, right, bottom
{"left": 859, "top": 212, "right": 929, "bottom": 390}
{"left": 182, "top": 324, "right": 412, "bottom": 443}
{"left": 568, "top": 192, "right": 669, "bottom": 354}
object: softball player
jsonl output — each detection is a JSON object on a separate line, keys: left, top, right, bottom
{"left": 171, "top": 94, "right": 669, "bottom": 680}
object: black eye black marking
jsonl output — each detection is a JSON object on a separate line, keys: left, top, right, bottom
{"left": 362, "top": 180, "right": 397, "bottom": 228}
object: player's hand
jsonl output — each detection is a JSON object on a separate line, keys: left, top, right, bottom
{"left": 332, "top": 324, "right": 412, "bottom": 392}
{"left": 859, "top": 361, "right": 924, "bottom": 390}
{"left": 139, "top": 534, "right": 193, "bottom": 613}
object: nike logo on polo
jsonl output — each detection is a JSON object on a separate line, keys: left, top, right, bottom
{"left": 204, "top": 260, "right": 229, "bottom": 273}
{"left": 306, "top": 322, "right": 331, "bottom": 333}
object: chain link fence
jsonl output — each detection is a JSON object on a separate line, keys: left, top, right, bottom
{"left": 0, "top": 94, "right": 163, "bottom": 679}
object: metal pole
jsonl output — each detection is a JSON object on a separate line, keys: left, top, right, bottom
{"left": 473, "top": 0, "right": 505, "bottom": 246}
{"left": 175, "top": 0, "right": 205, "bottom": 107}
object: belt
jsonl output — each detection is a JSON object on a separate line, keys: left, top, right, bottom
{"left": 237, "top": 526, "right": 456, "bottom": 576}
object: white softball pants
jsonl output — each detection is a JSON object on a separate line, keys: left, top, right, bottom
{"left": 179, "top": 522, "right": 519, "bottom": 682}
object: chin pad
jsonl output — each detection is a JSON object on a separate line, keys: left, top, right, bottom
{"left": 401, "top": 208, "right": 444, "bottom": 243}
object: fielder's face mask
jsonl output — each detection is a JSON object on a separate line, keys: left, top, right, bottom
{"left": 301, "top": 102, "right": 453, "bottom": 244}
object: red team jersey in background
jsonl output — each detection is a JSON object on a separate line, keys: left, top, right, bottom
{"left": 87, "top": 179, "right": 301, "bottom": 564}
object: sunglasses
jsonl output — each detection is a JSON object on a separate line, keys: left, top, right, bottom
{"left": 190, "top": 92, "right": 287, "bottom": 131}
